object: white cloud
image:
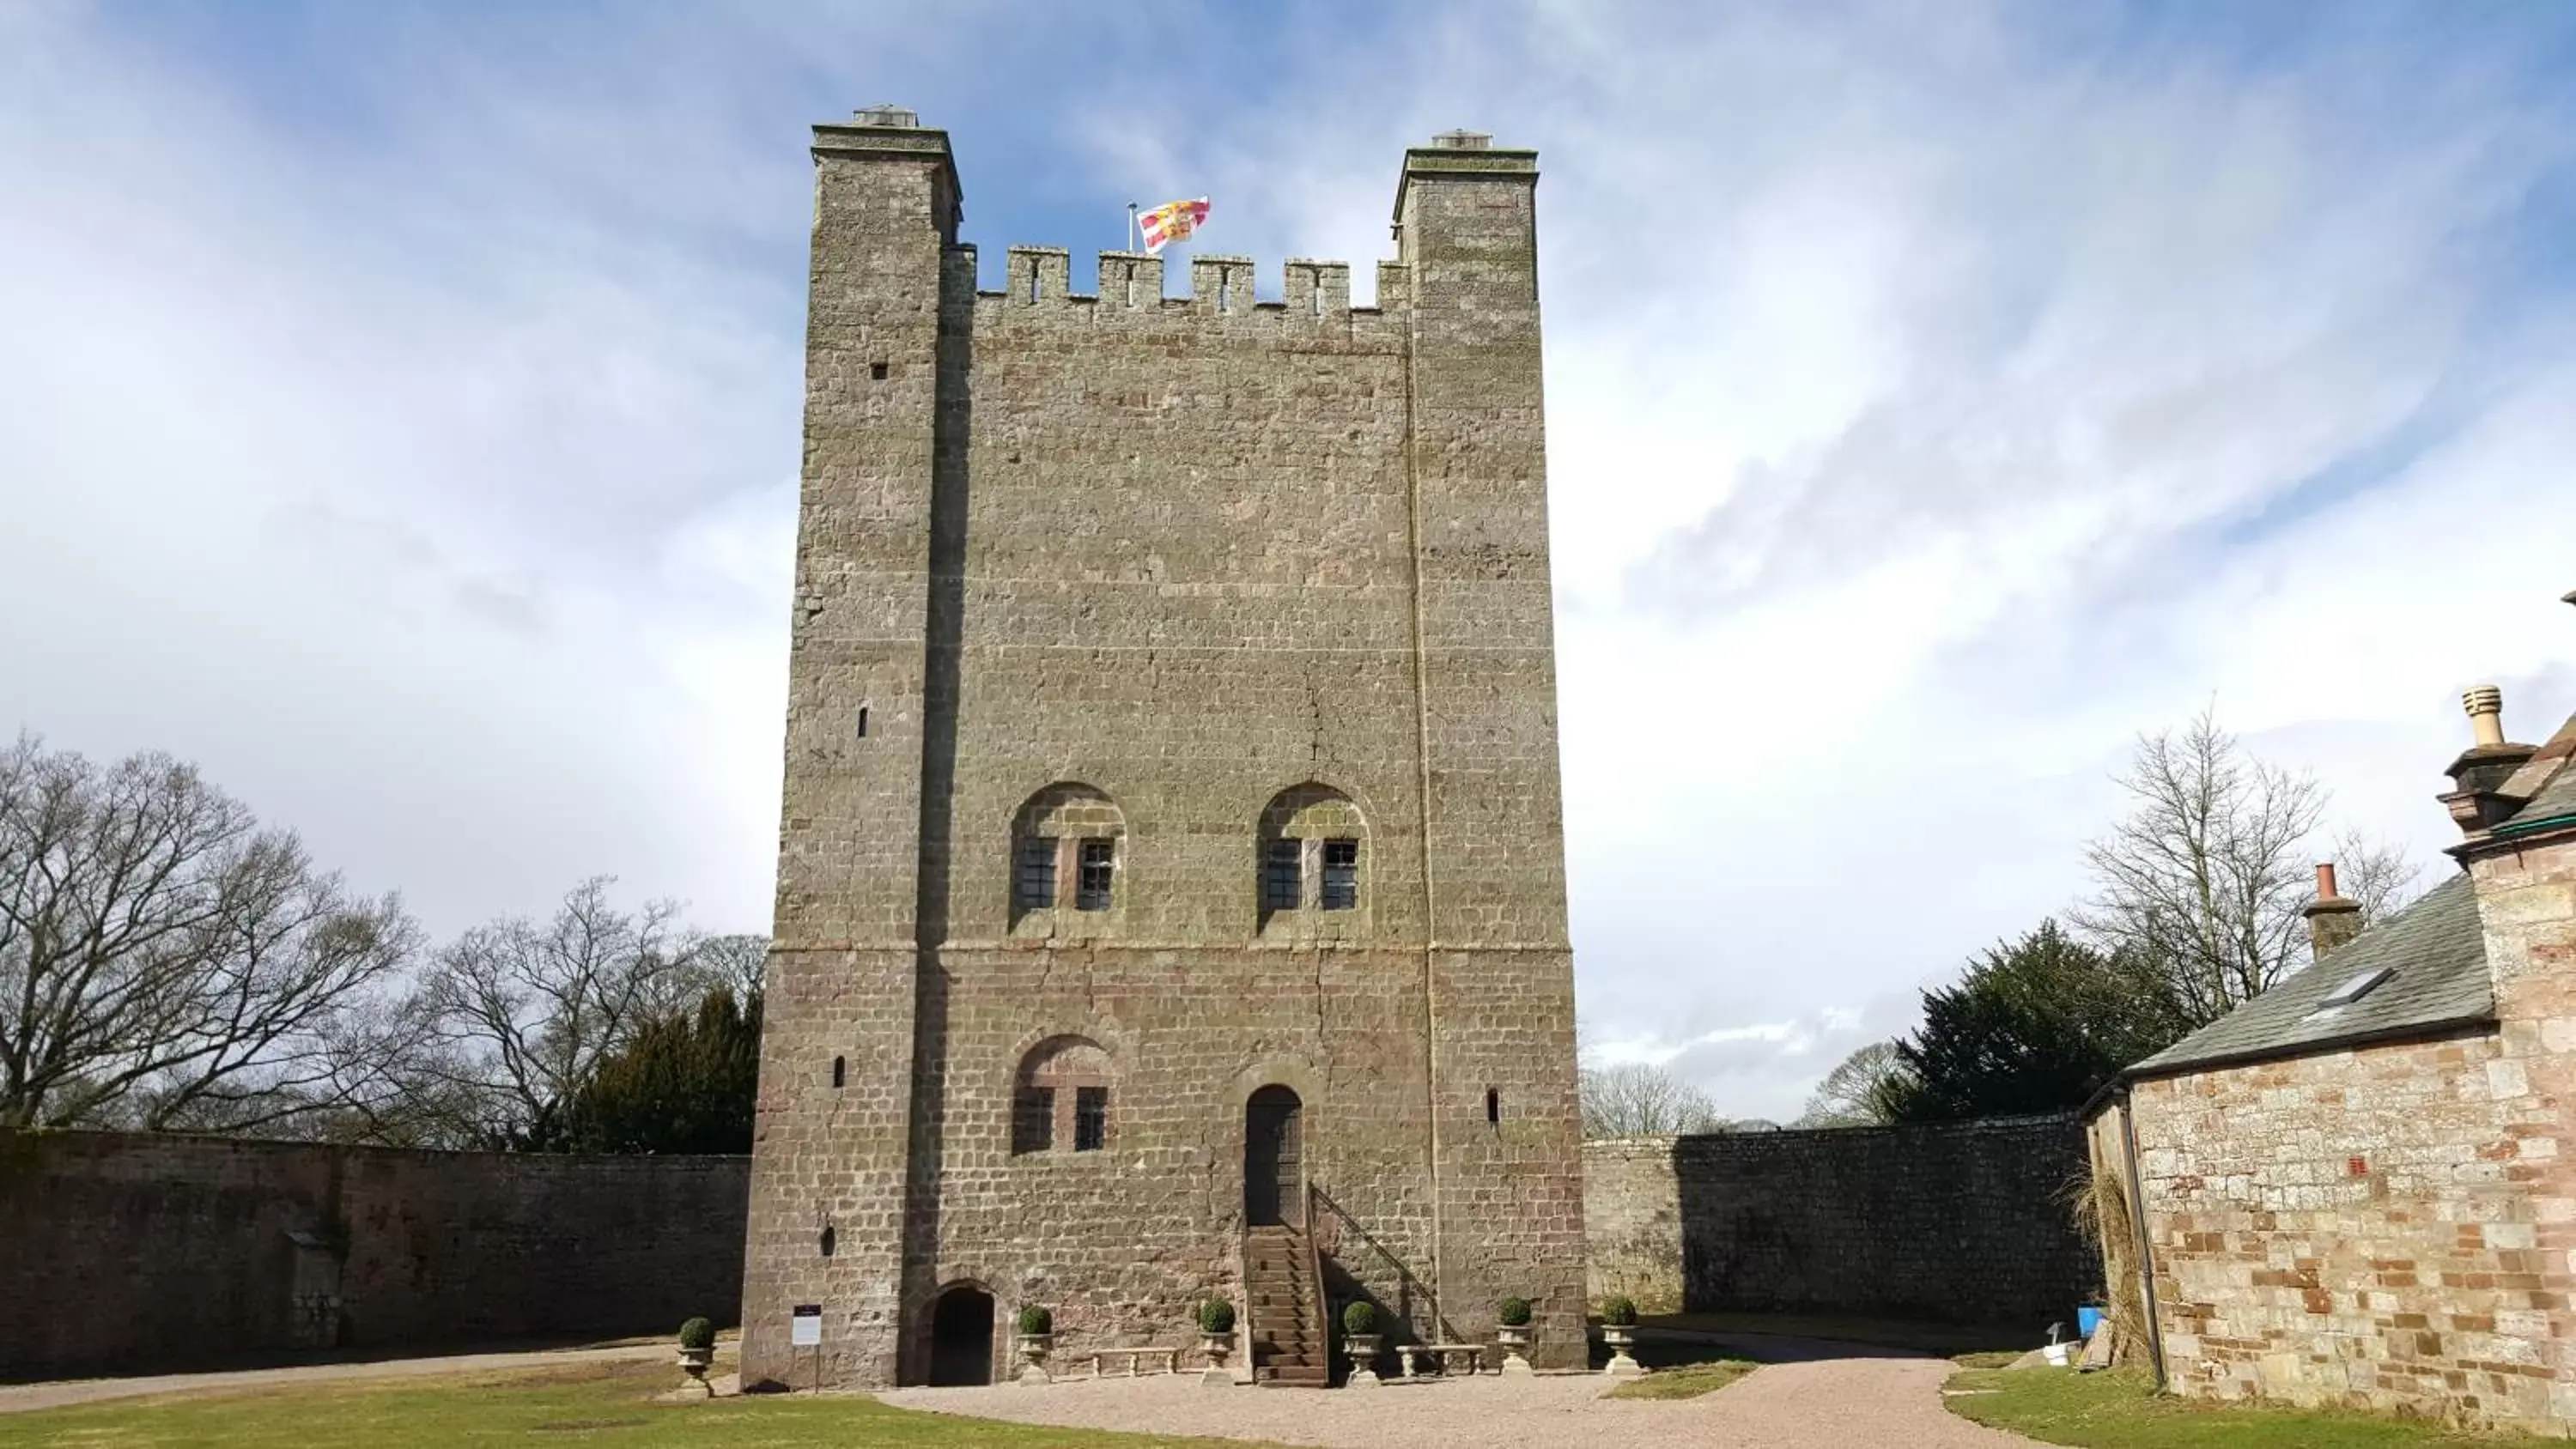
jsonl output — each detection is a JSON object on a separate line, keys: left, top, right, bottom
{"left": 3, "top": 2, "right": 2571, "bottom": 1125}
{"left": 1106, "top": 3, "right": 2576, "bottom": 1119}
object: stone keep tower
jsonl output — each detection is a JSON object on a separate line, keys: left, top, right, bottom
{"left": 739, "top": 106, "right": 1584, "bottom": 1390}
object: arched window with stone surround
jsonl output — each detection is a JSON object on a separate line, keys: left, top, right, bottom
{"left": 1009, "top": 783, "right": 1125, "bottom": 931}
{"left": 1012, "top": 1036, "right": 1114, "bottom": 1155}
{"left": 1256, "top": 784, "right": 1368, "bottom": 938}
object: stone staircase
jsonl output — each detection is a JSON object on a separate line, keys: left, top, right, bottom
{"left": 1244, "top": 1225, "right": 1326, "bottom": 1386}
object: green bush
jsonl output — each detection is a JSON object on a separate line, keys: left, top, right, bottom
{"left": 1197, "top": 1299, "right": 1236, "bottom": 1335}
{"left": 1600, "top": 1296, "right": 1637, "bottom": 1327}
{"left": 1016, "top": 1305, "right": 1052, "bottom": 1337}
{"left": 1498, "top": 1296, "right": 1533, "bottom": 1327}
{"left": 1341, "top": 1300, "right": 1379, "bottom": 1336}
{"left": 677, "top": 1316, "right": 715, "bottom": 1350}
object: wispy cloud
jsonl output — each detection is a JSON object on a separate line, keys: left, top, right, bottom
{"left": 3, "top": 2, "right": 2571, "bottom": 1121}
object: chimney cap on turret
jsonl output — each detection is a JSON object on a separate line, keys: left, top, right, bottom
{"left": 2441, "top": 683, "right": 2543, "bottom": 841}
{"left": 1431, "top": 129, "right": 1492, "bottom": 150}
{"left": 854, "top": 103, "right": 921, "bottom": 128}
{"left": 2465, "top": 685, "right": 2507, "bottom": 749}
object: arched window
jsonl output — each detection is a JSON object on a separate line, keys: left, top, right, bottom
{"left": 1012, "top": 1036, "right": 1115, "bottom": 1155}
{"left": 1010, "top": 784, "right": 1126, "bottom": 931}
{"left": 1257, "top": 784, "right": 1368, "bottom": 937}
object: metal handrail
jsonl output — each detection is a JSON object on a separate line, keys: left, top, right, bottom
{"left": 1309, "top": 1182, "right": 1449, "bottom": 1343}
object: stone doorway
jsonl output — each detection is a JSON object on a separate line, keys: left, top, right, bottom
{"left": 1244, "top": 1085, "right": 1304, "bottom": 1228}
{"left": 928, "top": 1283, "right": 995, "bottom": 1386}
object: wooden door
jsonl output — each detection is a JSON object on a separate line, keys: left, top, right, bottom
{"left": 1244, "top": 1085, "right": 1303, "bottom": 1228}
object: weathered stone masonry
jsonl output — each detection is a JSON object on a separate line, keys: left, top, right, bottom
{"left": 739, "top": 112, "right": 1587, "bottom": 1389}
{"left": 0, "top": 1130, "right": 748, "bottom": 1380}
{"left": 1584, "top": 1114, "right": 2095, "bottom": 1325}
{"left": 2091, "top": 679, "right": 2576, "bottom": 1433}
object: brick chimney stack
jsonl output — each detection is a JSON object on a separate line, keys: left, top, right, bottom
{"left": 2441, "top": 686, "right": 2540, "bottom": 840}
{"left": 2303, "top": 862, "right": 2364, "bottom": 961}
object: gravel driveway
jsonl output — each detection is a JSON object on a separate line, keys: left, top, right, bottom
{"left": 880, "top": 1336, "right": 2040, "bottom": 1449}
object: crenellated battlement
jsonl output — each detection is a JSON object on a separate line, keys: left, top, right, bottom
{"left": 981, "top": 245, "right": 1407, "bottom": 319}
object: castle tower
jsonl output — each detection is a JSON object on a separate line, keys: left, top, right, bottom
{"left": 739, "top": 109, "right": 1584, "bottom": 1390}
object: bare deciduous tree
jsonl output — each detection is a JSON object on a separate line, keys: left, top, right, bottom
{"left": 2325, "top": 827, "right": 2426, "bottom": 925}
{"left": 2074, "top": 707, "right": 2425, "bottom": 1029}
{"left": 1795, "top": 1040, "right": 1910, "bottom": 1127}
{"left": 684, "top": 932, "right": 769, "bottom": 1004}
{"left": 1579, "top": 1061, "right": 1729, "bottom": 1138}
{"left": 0, "top": 735, "right": 416, "bottom": 1131}
{"left": 410, "top": 876, "right": 701, "bottom": 1149}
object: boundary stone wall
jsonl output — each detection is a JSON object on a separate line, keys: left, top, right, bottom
{"left": 1584, "top": 1112, "right": 2095, "bottom": 1325}
{"left": 0, "top": 1129, "right": 749, "bottom": 1381}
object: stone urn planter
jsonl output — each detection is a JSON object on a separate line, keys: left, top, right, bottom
{"left": 1015, "top": 1306, "right": 1054, "bottom": 1385}
{"left": 1599, "top": 1325, "right": 1642, "bottom": 1379}
{"left": 1496, "top": 1297, "right": 1534, "bottom": 1377}
{"left": 675, "top": 1316, "right": 717, "bottom": 1397}
{"left": 1198, "top": 1299, "right": 1237, "bottom": 1387}
{"left": 1599, "top": 1296, "right": 1643, "bottom": 1379}
{"left": 1341, "top": 1302, "right": 1386, "bottom": 1388}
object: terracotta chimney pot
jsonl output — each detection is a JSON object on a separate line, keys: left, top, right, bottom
{"left": 2304, "top": 860, "right": 2362, "bottom": 960}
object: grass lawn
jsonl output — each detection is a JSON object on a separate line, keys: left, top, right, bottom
{"left": 0, "top": 1359, "right": 1263, "bottom": 1449}
{"left": 1946, "top": 1366, "right": 2556, "bottom": 1447}
{"left": 1602, "top": 1358, "right": 1760, "bottom": 1400}
{"left": 1641, "top": 1311, "right": 2032, "bottom": 1359}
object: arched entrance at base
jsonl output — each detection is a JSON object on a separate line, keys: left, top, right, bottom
{"left": 1244, "top": 1084, "right": 1304, "bottom": 1228}
{"left": 927, "top": 1283, "right": 995, "bottom": 1385}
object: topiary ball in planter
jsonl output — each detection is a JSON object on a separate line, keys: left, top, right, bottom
{"left": 1341, "top": 1300, "right": 1380, "bottom": 1336}
{"left": 1498, "top": 1297, "right": 1533, "bottom": 1327}
{"left": 677, "top": 1316, "right": 716, "bottom": 1350}
{"left": 1600, "top": 1296, "right": 1637, "bottom": 1327}
{"left": 1198, "top": 1299, "right": 1236, "bottom": 1336}
{"left": 1016, "top": 1305, "right": 1054, "bottom": 1337}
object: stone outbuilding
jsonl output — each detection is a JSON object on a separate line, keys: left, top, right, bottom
{"left": 2087, "top": 601, "right": 2576, "bottom": 1431}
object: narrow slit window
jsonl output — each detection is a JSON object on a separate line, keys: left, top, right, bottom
{"left": 1028, "top": 266, "right": 1039, "bottom": 303}
{"left": 1015, "top": 835, "right": 1058, "bottom": 911}
{"left": 819, "top": 1224, "right": 836, "bottom": 1258}
{"left": 1262, "top": 838, "right": 1303, "bottom": 912}
{"left": 1014, "top": 1086, "right": 1055, "bottom": 1155}
{"left": 1218, "top": 274, "right": 1231, "bottom": 312}
{"left": 855, "top": 705, "right": 868, "bottom": 738}
{"left": 831, "top": 1056, "right": 846, "bottom": 1088}
{"left": 1075, "top": 838, "right": 1115, "bottom": 911}
{"left": 1310, "top": 273, "right": 1322, "bottom": 316}
{"left": 1125, "top": 267, "right": 1138, "bottom": 309}
{"left": 870, "top": 361, "right": 889, "bottom": 381}
{"left": 1485, "top": 1088, "right": 1500, "bottom": 1126}
{"left": 1321, "top": 838, "right": 1359, "bottom": 911}
{"left": 1073, "top": 1087, "right": 1108, "bottom": 1152}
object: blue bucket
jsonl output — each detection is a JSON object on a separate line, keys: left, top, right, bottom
{"left": 2076, "top": 1305, "right": 2105, "bottom": 1339}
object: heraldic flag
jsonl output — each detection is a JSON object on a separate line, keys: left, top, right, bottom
{"left": 1138, "top": 197, "right": 1211, "bottom": 253}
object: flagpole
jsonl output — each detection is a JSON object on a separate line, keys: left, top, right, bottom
{"left": 1127, "top": 202, "right": 1139, "bottom": 253}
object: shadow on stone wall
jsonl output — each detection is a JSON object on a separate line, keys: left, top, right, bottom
{"left": 1585, "top": 1112, "right": 2097, "bottom": 1330}
{"left": 0, "top": 1129, "right": 749, "bottom": 1382}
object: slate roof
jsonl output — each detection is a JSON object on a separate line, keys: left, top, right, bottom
{"left": 2130, "top": 872, "right": 2494, "bottom": 1076}
{"left": 2499, "top": 714, "right": 2576, "bottom": 833}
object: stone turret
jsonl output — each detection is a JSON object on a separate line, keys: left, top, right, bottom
{"left": 2441, "top": 685, "right": 2539, "bottom": 842}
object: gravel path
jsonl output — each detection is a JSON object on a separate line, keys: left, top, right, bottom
{"left": 880, "top": 1337, "right": 2041, "bottom": 1449}
{"left": 0, "top": 1342, "right": 675, "bottom": 1415}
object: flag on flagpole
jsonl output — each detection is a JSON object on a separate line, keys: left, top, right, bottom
{"left": 1137, "top": 197, "right": 1211, "bottom": 254}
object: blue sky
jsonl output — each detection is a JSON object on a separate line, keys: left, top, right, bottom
{"left": 5, "top": 0, "right": 2574, "bottom": 1120}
